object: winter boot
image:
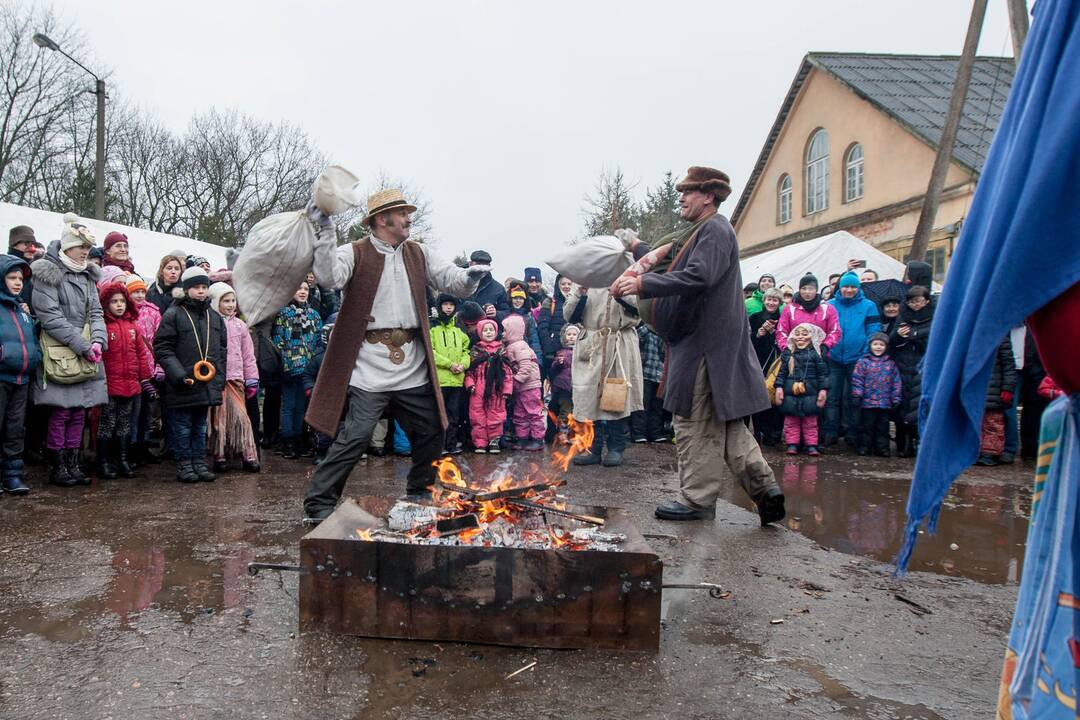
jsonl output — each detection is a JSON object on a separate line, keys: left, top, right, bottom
{"left": 175, "top": 459, "right": 199, "bottom": 483}
{"left": 48, "top": 450, "right": 77, "bottom": 488}
{"left": 213, "top": 457, "right": 228, "bottom": 473}
{"left": 2, "top": 459, "right": 30, "bottom": 495}
{"left": 192, "top": 458, "right": 216, "bottom": 482}
{"left": 65, "top": 449, "right": 90, "bottom": 485}
{"left": 242, "top": 459, "right": 261, "bottom": 473}
{"left": 116, "top": 439, "right": 136, "bottom": 479}
{"left": 96, "top": 438, "right": 118, "bottom": 480}
{"left": 572, "top": 431, "right": 603, "bottom": 466}
{"left": 281, "top": 437, "right": 299, "bottom": 460}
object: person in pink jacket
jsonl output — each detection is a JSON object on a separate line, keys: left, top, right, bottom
{"left": 464, "top": 319, "right": 513, "bottom": 454}
{"left": 502, "top": 314, "right": 544, "bottom": 450}
{"left": 775, "top": 273, "right": 841, "bottom": 353}
{"left": 208, "top": 282, "right": 260, "bottom": 473}
{"left": 125, "top": 274, "right": 165, "bottom": 464}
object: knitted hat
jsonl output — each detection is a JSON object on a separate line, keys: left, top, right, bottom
{"left": 97, "top": 265, "right": 128, "bottom": 289}
{"left": 868, "top": 332, "right": 890, "bottom": 347}
{"left": 181, "top": 265, "right": 210, "bottom": 290}
{"left": 88, "top": 246, "right": 105, "bottom": 260}
{"left": 458, "top": 300, "right": 485, "bottom": 324}
{"left": 186, "top": 255, "right": 209, "bottom": 269}
{"left": 207, "top": 281, "right": 235, "bottom": 315}
{"left": 125, "top": 274, "right": 148, "bottom": 294}
{"left": 798, "top": 273, "right": 818, "bottom": 291}
{"left": 8, "top": 225, "right": 34, "bottom": 250}
{"left": 103, "top": 231, "right": 128, "bottom": 252}
{"left": 510, "top": 288, "right": 527, "bottom": 300}
{"left": 59, "top": 212, "right": 96, "bottom": 252}
{"left": 524, "top": 267, "right": 542, "bottom": 282}
{"left": 476, "top": 318, "right": 499, "bottom": 337}
{"left": 838, "top": 271, "right": 861, "bottom": 289}
{"left": 758, "top": 273, "right": 776, "bottom": 286}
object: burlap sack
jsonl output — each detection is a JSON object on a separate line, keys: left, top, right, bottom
{"left": 545, "top": 236, "right": 631, "bottom": 289}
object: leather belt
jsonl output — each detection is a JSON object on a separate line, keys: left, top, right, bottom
{"left": 365, "top": 328, "right": 417, "bottom": 365}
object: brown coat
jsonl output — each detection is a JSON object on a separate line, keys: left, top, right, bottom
{"left": 305, "top": 239, "right": 447, "bottom": 436}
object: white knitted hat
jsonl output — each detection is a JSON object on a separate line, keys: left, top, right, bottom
{"left": 59, "top": 212, "right": 96, "bottom": 252}
{"left": 207, "top": 282, "right": 235, "bottom": 315}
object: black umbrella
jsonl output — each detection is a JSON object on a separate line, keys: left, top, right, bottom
{"left": 861, "top": 279, "right": 907, "bottom": 306}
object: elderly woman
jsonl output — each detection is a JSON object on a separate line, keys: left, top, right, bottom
{"left": 30, "top": 213, "right": 108, "bottom": 487}
{"left": 147, "top": 255, "right": 184, "bottom": 315}
{"left": 103, "top": 231, "right": 135, "bottom": 273}
{"left": 563, "top": 284, "right": 643, "bottom": 467}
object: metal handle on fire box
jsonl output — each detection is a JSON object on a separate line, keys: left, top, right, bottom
{"left": 662, "top": 582, "right": 726, "bottom": 599}
{"left": 248, "top": 562, "right": 302, "bottom": 576}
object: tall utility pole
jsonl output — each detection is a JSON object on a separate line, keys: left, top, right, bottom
{"left": 1006, "top": 0, "right": 1030, "bottom": 60}
{"left": 32, "top": 33, "right": 107, "bottom": 220}
{"left": 908, "top": 0, "right": 988, "bottom": 262}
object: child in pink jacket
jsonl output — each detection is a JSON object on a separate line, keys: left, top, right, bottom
{"left": 775, "top": 273, "right": 841, "bottom": 353}
{"left": 208, "top": 282, "right": 260, "bottom": 473}
{"left": 502, "top": 314, "right": 544, "bottom": 450}
{"left": 464, "top": 319, "right": 513, "bottom": 454}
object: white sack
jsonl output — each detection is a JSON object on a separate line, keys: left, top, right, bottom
{"left": 545, "top": 236, "right": 632, "bottom": 288}
{"left": 233, "top": 211, "right": 316, "bottom": 327}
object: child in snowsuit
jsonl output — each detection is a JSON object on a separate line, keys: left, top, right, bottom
{"left": 431, "top": 293, "right": 470, "bottom": 455}
{"left": 0, "top": 255, "right": 41, "bottom": 494}
{"left": 851, "top": 331, "right": 902, "bottom": 457}
{"left": 977, "top": 336, "right": 1017, "bottom": 466}
{"left": 125, "top": 274, "right": 164, "bottom": 464}
{"left": 464, "top": 319, "right": 513, "bottom": 454}
{"left": 154, "top": 266, "right": 227, "bottom": 483}
{"left": 208, "top": 282, "right": 260, "bottom": 473}
{"left": 271, "top": 281, "right": 323, "bottom": 459}
{"left": 98, "top": 283, "right": 153, "bottom": 479}
{"left": 503, "top": 313, "right": 544, "bottom": 450}
{"left": 774, "top": 323, "right": 829, "bottom": 456}
{"left": 548, "top": 323, "right": 580, "bottom": 439}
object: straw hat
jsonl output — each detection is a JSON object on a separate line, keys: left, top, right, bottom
{"left": 361, "top": 189, "right": 417, "bottom": 227}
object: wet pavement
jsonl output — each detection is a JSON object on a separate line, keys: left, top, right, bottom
{"left": 0, "top": 443, "right": 1025, "bottom": 719}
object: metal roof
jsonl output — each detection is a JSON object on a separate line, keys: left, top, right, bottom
{"left": 732, "top": 52, "right": 1014, "bottom": 226}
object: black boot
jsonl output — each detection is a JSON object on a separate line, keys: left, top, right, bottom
{"left": 116, "top": 439, "right": 136, "bottom": 479}
{"left": 96, "top": 438, "right": 118, "bottom": 480}
{"left": 192, "top": 458, "right": 216, "bottom": 482}
{"left": 2, "top": 459, "right": 30, "bottom": 495}
{"left": 573, "top": 424, "right": 604, "bottom": 466}
{"left": 176, "top": 459, "right": 199, "bottom": 483}
{"left": 65, "top": 449, "right": 90, "bottom": 485}
{"left": 757, "top": 487, "right": 787, "bottom": 526}
{"left": 48, "top": 450, "right": 77, "bottom": 487}
{"left": 602, "top": 419, "right": 629, "bottom": 467}
{"left": 281, "top": 437, "right": 299, "bottom": 460}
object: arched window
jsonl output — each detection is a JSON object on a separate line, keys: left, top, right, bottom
{"left": 845, "top": 143, "right": 864, "bottom": 202}
{"left": 777, "top": 174, "right": 792, "bottom": 224}
{"left": 805, "top": 129, "right": 829, "bottom": 215}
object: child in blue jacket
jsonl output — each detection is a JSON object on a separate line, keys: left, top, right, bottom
{"left": 0, "top": 255, "right": 42, "bottom": 494}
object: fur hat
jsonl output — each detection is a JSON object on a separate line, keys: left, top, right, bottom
{"left": 59, "top": 212, "right": 96, "bottom": 252}
{"left": 798, "top": 273, "right": 819, "bottom": 291}
{"left": 103, "top": 231, "right": 128, "bottom": 252}
{"left": 8, "top": 225, "right": 35, "bottom": 250}
{"left": 124, "top": 274, "right": 148, "bottom": 294}
{"left": 674, "top": 166, "right": 732, "bottom": 203}
{"left": 181, "top": 265, "right": 210, "bottom": 291}
{"left": 207, "top": 281, "right": 235, "bottom": 315}
{"left": 436, "top": 293, "right": 458, "bottom": 308}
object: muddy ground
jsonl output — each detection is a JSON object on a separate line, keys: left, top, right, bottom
{"left": 0, "top": 443, "right": 1028, "bottom": 719}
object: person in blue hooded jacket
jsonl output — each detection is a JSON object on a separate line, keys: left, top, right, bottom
{"left": 0, "top": 254, "right": 42, "bottom": 494}
{"left": 823, "top": 271, "right": 880, "bottom": 446}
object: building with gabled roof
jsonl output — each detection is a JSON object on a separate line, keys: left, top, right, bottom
{"left": 731, "top": 52, "right": 1014, "bottom": 282}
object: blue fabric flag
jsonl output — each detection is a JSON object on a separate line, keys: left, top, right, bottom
{"left": 897, "top": 0, "right": 1080, "bottom": 574}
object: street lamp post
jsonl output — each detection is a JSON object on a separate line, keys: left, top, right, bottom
{"left": 32, "top": 32, "right": 106, "bottom": 221}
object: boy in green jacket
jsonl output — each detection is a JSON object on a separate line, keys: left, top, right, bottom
{"left": 430, "top": 294, "right": 471, "bottom": 454}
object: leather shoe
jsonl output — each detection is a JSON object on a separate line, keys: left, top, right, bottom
{"left": 757, "top": 488, "right": 786, "bottom": 526}
{"left": 654, "top": 500, "right": 715, "bottom": 521}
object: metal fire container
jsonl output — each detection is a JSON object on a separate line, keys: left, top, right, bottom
{"left": 298, "top": 496, "right": 663, "bottom": 652}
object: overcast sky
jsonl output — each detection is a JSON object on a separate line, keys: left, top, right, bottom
{"left": 51, "top": 0, "right": 1017, "bottom": 282}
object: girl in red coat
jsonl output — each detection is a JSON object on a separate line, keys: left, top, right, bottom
{"left": 98, "top": 283, "right": 152, "bottom": 479}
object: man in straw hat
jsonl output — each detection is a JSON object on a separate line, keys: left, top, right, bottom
{"left": 302, "top": 188, "right": 490, "bottom": 524}
{"left": 612, "top": 166, "right": 785, "bottom": 526}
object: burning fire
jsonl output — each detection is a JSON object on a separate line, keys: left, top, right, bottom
{"left": 356, "top": 529, "right": 374, "bottom": 541}
{"left": 550, "top": 414, "right": 594, "bottom": 471}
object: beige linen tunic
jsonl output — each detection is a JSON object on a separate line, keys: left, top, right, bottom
{"left": 562, "top": 286, "right": 643, "bottom": 421}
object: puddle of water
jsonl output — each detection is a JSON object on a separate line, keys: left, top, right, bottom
{"left": 720, "top": 453, "right": 1030, "bottom": 584}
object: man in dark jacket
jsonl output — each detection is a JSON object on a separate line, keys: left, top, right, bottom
{"left": 467, "top": 250, "right": 510, "bottom": 322}
{"left": 613, "top": 166, "right": 784, "bottom": 526}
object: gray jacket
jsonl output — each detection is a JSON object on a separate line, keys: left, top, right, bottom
{"left": 30, "top": 241, "right": 108, "bottom": 408}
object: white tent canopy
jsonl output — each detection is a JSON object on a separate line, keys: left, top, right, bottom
{"left": 740, "top": 230, "right": 910, "bottom": 290}
{"left": 0, "top": 202, "right": 228, "bottom": 277}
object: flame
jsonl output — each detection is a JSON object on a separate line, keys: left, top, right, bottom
{"left": 457, "top": 527, "right": 483, "bottom": 543}
{"left": 356, "top": 529, "right": 374, "bottom": 541}
{"left": 477, "top": 500, "right": 514, "bottom": 524}
{"left": 550, "top": 414, "right": 595, "bottom": 471}
{"left": 548, "top": 526, "right": 588, "bottom": 550}
{"left": 434, "top": 456, "right": 466, "bottom": 487}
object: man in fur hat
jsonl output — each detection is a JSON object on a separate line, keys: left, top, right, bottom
{"left": 303, "top": 189, "right": 489, "bottom": 524}
{"left": 612, "top": 166, "right": 785, "bottom": 526}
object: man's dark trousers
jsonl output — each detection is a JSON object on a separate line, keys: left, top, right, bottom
{"left": 304, "top": 384, "right": 444, "bottom": 519}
